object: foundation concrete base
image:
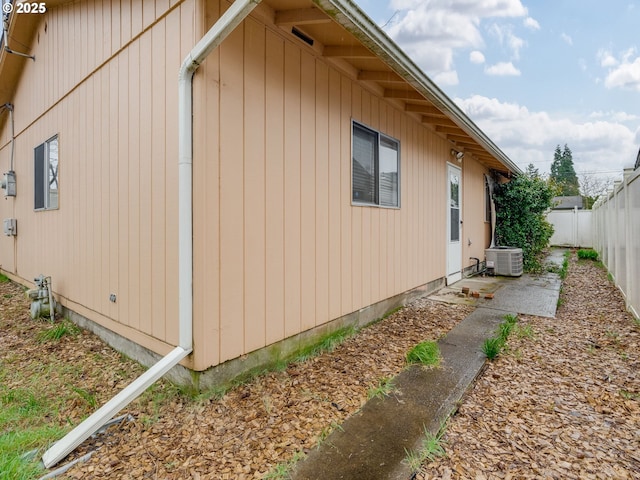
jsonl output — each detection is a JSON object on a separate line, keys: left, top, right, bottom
{"left": 61, "top": 277, "right": 446, "bottom": 391}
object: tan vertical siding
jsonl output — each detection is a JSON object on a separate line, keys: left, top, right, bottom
{"left": 163, "top": 4, "right": 185, "bottom": 348}
{"left": 327, "top": 69, "right": 342, "bottom": 320}
{"left": 264, "top": 30, "right": 286, "bottom": 345}
{"left": 462, "top": 158, "right": 491, "bottom": 268}
{"left": 283, "top": 41, "right": 302, "bottom": 338}
{"left": 300, "top": 50, "right": 316, "bottom": 332}
{"left": 315, "top": 60, "right": 330, "bottom": 328}
{"left": 244, "top": 17, "right": 267, "bottom": 353}
{"left": 190, "top": 4, "right": 466, "bottom": 369}
{"left": 193, "top": 0, "right": 221, "bottom": 366}
{"left": 339, "top": 76, "right": 353, "bottom": 315}
{"left": 0, "top": 0, "right": 502, "bottom": 373}
{"left": 0, "top": 0, "right": 195, "bottom": 359}
{"left": 218, "top": 20, "right": 245, "bottom": 361}
{"left": 139, "top": 33, "right": 153, "bottom": 335}
{"left": 150, "top": 18, "right": 167, "bottom": 339}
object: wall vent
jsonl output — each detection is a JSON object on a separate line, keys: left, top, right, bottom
{"left": 291, "top": 27, "right": 314, "bottom": 46}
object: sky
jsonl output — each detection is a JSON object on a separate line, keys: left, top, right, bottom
{"left": 354, "top": 0, "right": 640, "bottom": 191}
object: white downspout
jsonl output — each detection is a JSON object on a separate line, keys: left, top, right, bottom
{"left": 42, "top": 0, "right": 261, "bottom": 468}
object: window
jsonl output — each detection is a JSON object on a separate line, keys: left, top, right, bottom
{"left": 352, "top": 121, "right": 399, "bottom": 207}
{"left": 34, "top": 135, "right": 59, "bottom": 210}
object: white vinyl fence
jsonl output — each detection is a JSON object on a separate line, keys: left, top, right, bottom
{"left": 547, "top": 208, "right": 592, "bottom": 248}
{"left": 592, "top": 167, "right": 640, "bottom": 320}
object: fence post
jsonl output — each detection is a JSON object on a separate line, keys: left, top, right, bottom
{"left": 572, "top": 205, "right": 579, "bottom": 247}
{"left": 606, "top": 188, "right": 614, "bottom": 274}
{"left": 623, "top": 168, "right": 633, "bottom": 312}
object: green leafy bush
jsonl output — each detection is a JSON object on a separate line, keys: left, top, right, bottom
{"left": 492, "top": 170, "right": 555, "bottom": 271}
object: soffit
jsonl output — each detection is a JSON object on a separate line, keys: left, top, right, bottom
{"left": 1, "top": 0, "right": 518, "bottom": 176}
{"left": 262, "top": 0, "right": 518, "bottom": 176}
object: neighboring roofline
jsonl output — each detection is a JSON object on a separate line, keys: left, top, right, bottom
{"left": 316, "top": 0, "right": 522, "bottom": 176}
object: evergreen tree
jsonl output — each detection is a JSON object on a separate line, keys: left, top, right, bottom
{"left": 525, "top": 163, "right": 540, "bottom": 178}
{"left": 549, "top": 144, "right": 580, "bottom": 195}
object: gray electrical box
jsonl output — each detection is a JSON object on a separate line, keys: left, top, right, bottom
{"left": 3, "top": 218, "right": 17, "bottom": 236}
{"left": 1, "top": 171, "right": 16, "bottom": 197}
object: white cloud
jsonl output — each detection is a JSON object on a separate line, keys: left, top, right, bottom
{"left": 599, "top": 48, "right": 640, "bottom": 91}
{"left": 455, "top": 95, "right": 637, "bottom": 176}
{"left": 487, "top": 24, "right": 525, "bottom": 59}
{"left": 561, "top": 33, "right": 573, "bottom": 46}
{"left": 384, "top": 0, "right": 528, "bottom": 74}
{"left": 589, "top": 110, "right": 639, "bottom": 123}
{"left": 605, "top": 57, "right": 640, "bottom": 91}
{"left": 433, "top": 70, "right": 460, "bottom": 86}
{"left": 390, "top": 0, "right": 527, "bottom": 17}
{"left": 485, "top": 62, "right": 521, "bottom": 76}
{"left": 470, "top": 50, "right": 486, "bottom": 64}
{"left": 523, "top": 17, "right": 540, "bottom": 30}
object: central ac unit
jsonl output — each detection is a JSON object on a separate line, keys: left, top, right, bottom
{"left": 485, "top": 247, "right": 523, "bottom": 277}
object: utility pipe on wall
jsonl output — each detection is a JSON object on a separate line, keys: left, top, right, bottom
{"left": 2, "top": 103, "right": 15, "bottom": 171}
{"left": 42, "top": 0, "right": 262, "bottom": 468}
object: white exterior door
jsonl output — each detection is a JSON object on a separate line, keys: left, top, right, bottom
{"left": 446, "top": 164, "right": 462, "bottom": 284}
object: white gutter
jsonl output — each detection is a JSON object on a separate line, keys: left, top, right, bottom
{"left": 42, "top": 0, "right": 261, "bottom": 468}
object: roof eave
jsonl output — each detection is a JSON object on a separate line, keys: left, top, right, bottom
{"left": 315, "top": 0, "right": 522, "bottom": 176}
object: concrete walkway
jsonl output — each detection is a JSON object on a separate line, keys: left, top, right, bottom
{"left": 291, "top": 250, "right": 565, "bottom": 480}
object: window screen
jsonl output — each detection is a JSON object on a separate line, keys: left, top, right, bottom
{"left": 352, "top": 121, "right": 399, "bottom": 208}
{"left": 34, "top": 135, "right": 59, "bottom": 210}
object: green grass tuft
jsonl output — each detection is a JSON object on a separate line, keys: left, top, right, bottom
{"left": 263, "top": 451, "right": 306, "bottom": 479}
{"left": 558, "top": 250, "right": 570, "bottom": 279}
{"left": 0, "top": 273, "right": 9, "bottom": 283}
{"left": 367, "top": 377, "right": 395, "bottom": 399}
{"left": 482, "top": 337, "right": 503, "bottom": 360}
{"left": 483, "top": 314, "right": 519, "bottom": 360}
{"left": 294, "top": 326, "right": 356, "bottom": 363}
{"left": 406, "top": 341, "right": 441, "bottom": 366}
{"left": 404, "top": 427, "right": 446, "bottom": 471}
{"left": 37, "top": 320, "right": 81, "bottom": 342}
{"left": 577, "top": 249, "right": 598, "bottom": 261}
{"left": 513, "top": 323, "right": 535, "bottom": 339}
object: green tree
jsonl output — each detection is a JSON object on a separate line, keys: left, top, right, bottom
{"left": 550, "top": 144, "right": 580, "bottom": 195}
{"left": 525, "top": 163, "right": 540, "bottom": 178}
{"left": 493, "top": 170, "right": 555, "bottom": 271}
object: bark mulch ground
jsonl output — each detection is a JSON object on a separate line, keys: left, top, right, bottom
{"left": 0, "top": 275, "right": 471, "bottom": 479}
{"left": 418, "top": 254, "right": 640, "bottom": 479}
{"left": 1, "top": 251, "right": 638, "bottom": 479}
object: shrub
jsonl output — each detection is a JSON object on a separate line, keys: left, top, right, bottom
{"left": 492, "top": 171, "right": 555, "bottom": 271}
